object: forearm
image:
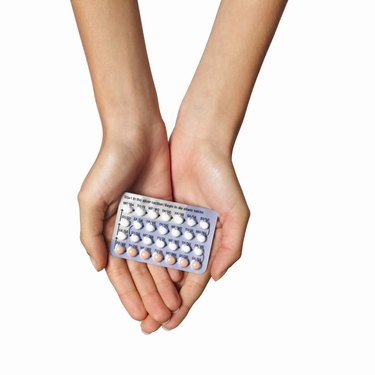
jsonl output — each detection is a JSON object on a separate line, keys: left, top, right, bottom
{"left": 177, "top": 0, "right": 287, "bottom": 151}
{"left": 71, "top": 0, "right": 161, "bottom": 134}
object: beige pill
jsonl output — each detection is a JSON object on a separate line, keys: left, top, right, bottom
{"left": 166, "top": 255, "right": 176, "bottom": 265}
{"left": 153, "top": 252, "right": 163, "bottom": 262}
{"left": 178, "top": 257, "right": 189, "bottom": 268}
{"left": 114, "top": 244, "right": 125, "bottom": 254}
{"left": 191, "top": 260, "right": 202, "bottom": 270}
{"left": 127, "top": 246, "right": 138, "bottom": 257}
{"left": 140, "top": 249, "right": 151, "bottom": 259}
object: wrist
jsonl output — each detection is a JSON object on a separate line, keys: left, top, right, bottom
{"left": 175, "top": 99, "right": 241, "bottom": 154}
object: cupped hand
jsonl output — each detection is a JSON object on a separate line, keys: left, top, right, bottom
{"left": 156, "top": 126, "right": 249, "bottom": 329}
{"left": 78, "top": 121, "right": 183, "bottom": 329}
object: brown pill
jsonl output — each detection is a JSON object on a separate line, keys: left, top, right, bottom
{"left": 127, "top": 246, "right": 138, "bottom": 257}
{"left": 140, "top": 249, "right": 151, "bottom": 259}
{"left": 166, "top": 255, "right": 176, "bottom": 265}
{"left": 115, "top": 245, "right": 125, "bottom": 255}
{"left": 153, "top": 252, "right": 163, "bottom": 262}
{"left": 191, "top": 260, "right": 202, "bottom": 270}
{"left": 178, "top": 257, "right": 189, "bottom": 268}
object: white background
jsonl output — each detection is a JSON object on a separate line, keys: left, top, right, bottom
{"left": 0, "top": 1, "right": 374, "bottom": 374}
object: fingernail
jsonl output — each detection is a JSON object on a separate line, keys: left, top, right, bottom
{"left": 141, "top": 330, "right": 151, "bottom": 335}
{"left": 214, "top": 270, "right": 227, "bottom": 281}
{"left": 162, "top": 326, "right": 171, "bottom": 331}
{"left": 172, "top": 308, "right": 180, "bottom": 314}
{"left": 89, "top": 256, "right": 99, "bottom": 271}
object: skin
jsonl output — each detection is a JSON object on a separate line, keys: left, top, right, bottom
{"left": 71, "top": 0, "right": 287, "bottom": 333}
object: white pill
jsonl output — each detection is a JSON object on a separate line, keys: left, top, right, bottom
{"left": 171, "top": 228, "right": 181, "bottom": 237}
{"left": 193, "top": 246, "right": 203, "bottom": 256}
{"left": 135, "top": 206, "right": 146, "bottom": 216}
{"left": 155, "top": 239, "right": 165, "bottom": 248}
{"left": 143, "top": 236, "right": 153, "bottom": 245}
{"left": 187, "top": 218, "right": 197, "bottom": 227}
{"left": 199, "top": 220, "right": 209, "bottom": 230}
{"left": 117, "top": 231, "right": 127, "bottom": 241}
{"left": 168, "top": 242, "right": 178, "bottom": 251}
{"left": 145, "top": 223, "right": 156, "bottom": 232}
{"left": 120, "top": 218, "right": 130, "bottom": 227}
{"left": 133, "top": 220, "right": 143, "bottom": 230}
{"left": 181, "top": 244, "right": 191, "bottom": 253}
{"left": 183, "top": 231, "right": 194, "bottom": 241}
{"left": 160, "top": 212, "right": 171, "bottom": 222}
{"left": 196, "top": 233, "right": 206, "bottom": 243}
{"left": 148, "top": 209, "right": 158, "bottom": 219}
{"left": 158, "top": 225, "right": 168, "bottom": 235}
{"left": 173, "top": 214, "right": 184, "bottom": 225}
{"left": 123, "top": 204, "right": 133, "bottom": 214}
{"left": 130, "top": 234, "right": 140, "bottom": 243}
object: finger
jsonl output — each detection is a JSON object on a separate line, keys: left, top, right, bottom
{"left": 127, "top": 261, "right": 172, "bottom": 324}
{"left": 162, "top": 272, "right": 211, "bottom": 330}
{"left": 210, "top": 206, "right": 250, "bottom": 281}
{"left": 167, "top": 268, "right": 184, "bottom": 283}
{"left": 140, "top": 315, "right": 162, "bottom": 334}
{"left": 78, "top": 191, "right": 108, "bottom": 271}
{"left": 147, "top": 265, "right": 182, "bottom": 312}
{"left": 106, "top": 255, "right": 147, "bottom": 321}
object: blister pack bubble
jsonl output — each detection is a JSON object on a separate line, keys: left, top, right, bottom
{"left": 109, "top": 192, "right": 218, "bottom": 274}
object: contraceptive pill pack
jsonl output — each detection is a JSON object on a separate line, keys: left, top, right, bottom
{"left": 110, "top": 192, "right": 218, "bottom": 274}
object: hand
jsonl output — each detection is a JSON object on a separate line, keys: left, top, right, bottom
{"left": 157, "top": 126, "right": 249, "bottom": 330}
{"left": 78, "top": 120, "right": 182, "bottom": 328}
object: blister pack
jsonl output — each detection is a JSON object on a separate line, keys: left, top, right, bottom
{"left": 109, "top": 192, "right": 217, "bottom": 274}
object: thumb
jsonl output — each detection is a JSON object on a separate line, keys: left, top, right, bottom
{"left": 78, "top": 190, "right": 109, "bottom": 271}
{"left": 210, "top": 206, "right": 250, "bottom": 281}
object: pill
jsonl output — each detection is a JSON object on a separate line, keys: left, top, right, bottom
{"left": 191, "top": 260, "right": 202, "bottom": 270}
{"left": 173, "top": 214, "right": 184, "bottom": 225}
{"left": 166, "top": 255, "right": 176, "bottom": 265}
{"left": 123, "top": 204, "right": 133, "bottom": 214}
{"left": 115, "top": 244, "right": 125, "bottom": 254}
{"left": 160, "top": 212, "right": 171, "bottom": 222}
{"left": 155, "top": 239, "right": 165, "bottom": 248}
{"left": 199, "top": 220, "right": 209, "bottom": 230}
{"left": 187, "top": 218, "right": 197, "bottom": 227}
{"left": 181, "top": 244, "right": 191, "bottom": 253}
{"left": 120, "top": 218, "right": 130, "bottom": 227}
{"left": 158, "top": 225, "right": 168, "bottom": 235}
{"left": 168, "top": 242, "right": 178, "bottom": 251}
{"left": 183, "top": 231, "right": 194, "bottom": 240}
{"left": 135, "top": 206, "right": 146, "bottom": 216}
{"left": 153, "top": 252, "right": 163, "bottom": 262}
{"left": 178, "top": 257, "right": 189, "bottom": 268}
{"left": 143, "top": 236, "right": 153, "bottom": 245}
{"left": 147, "top": 209, "right": 158, "bottom": 219}
{"left": 133, "top": 220, "right": 143, "bottom": 230}
{"left": 171, "top": 228, "right": 181, "bottom": 237}
{"left": 130, "top": 234, "right": 140, "bottom": 243}
{"left": 193, "top": 246, "right": 203, "bottom": 256}
{"left": 196, "top": 233, "right": 206, "bottom": 243}
{"left": 117, "top": 231, "right": 127, "bottom": 241}
{"left": 127, "top": 246, "right": 138, "bottom": 257}
{"left": 145, "top": 222, "right": 156, "bottom": 232}
{"left": 140, "top": 249, "right": 151, "bottom": 259}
